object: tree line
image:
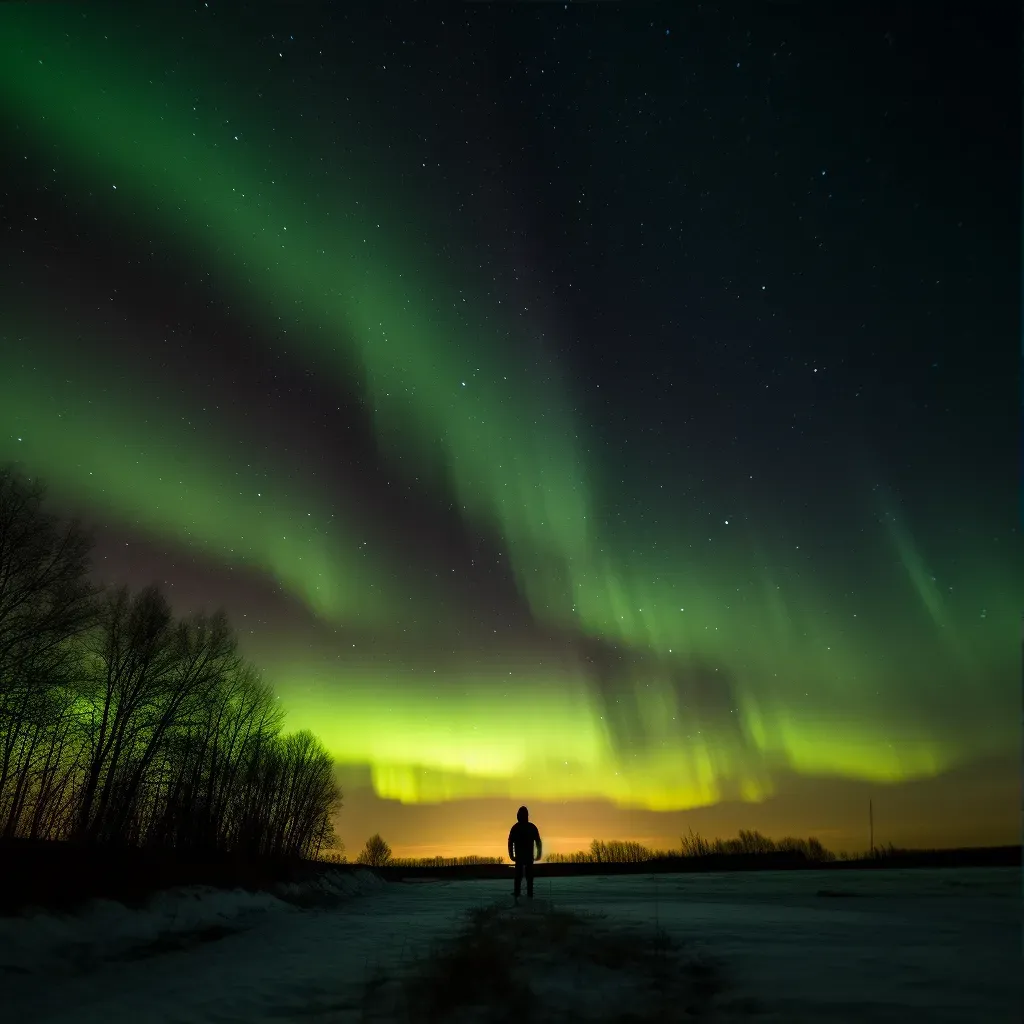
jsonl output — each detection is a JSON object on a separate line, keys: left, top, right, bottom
{"left": 347, "top": 830, "right": 838, "bottom": 868}
{"left": 545, "top": 831, "right": 837, "bottom": 864}
{"left": 0, "top": 467, "right": 339, "bottom": 859}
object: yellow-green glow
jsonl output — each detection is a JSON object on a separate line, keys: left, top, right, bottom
{"left": 276, "top": 655, "right": 966, "bottom": 811}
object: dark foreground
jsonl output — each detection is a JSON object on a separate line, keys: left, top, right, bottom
{"left": 3, "top": 868, "right": 1019, "bottom": 1022}
{"left": 378, "top": 844, "right": 1021, "bottom": 882}
{"left": 1, "top": 837, "right": 1018, "bottom": 917}
{"left": 0, "top": 838, "right": 347, "bottom": 916}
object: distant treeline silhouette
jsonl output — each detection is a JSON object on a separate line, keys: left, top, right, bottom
{"left": 342, "top": 832, "right": 502, "bottom": 868}
{"left": 389, "top": 855, "right": 504, "bottom": 867}
{"left": 546, "top": 830, "right": 837, "bottom": 864}
{"left": 0, "top": 467, "right": 339, "bottom": 859}
{"left": 341, "top": 830, "right": 841, "bottom": 869}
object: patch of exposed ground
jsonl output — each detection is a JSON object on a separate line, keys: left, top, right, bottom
{"left": 361, "top": 901, "right": 761, "bottom": 1022}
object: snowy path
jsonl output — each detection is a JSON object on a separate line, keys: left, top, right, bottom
{"left": 2, "top": 867, "right": 1018, "bottom": 1022}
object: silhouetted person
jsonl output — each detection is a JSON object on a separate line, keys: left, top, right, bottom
{"left": 508, "top": 805, "right": 542, "bottom": 900}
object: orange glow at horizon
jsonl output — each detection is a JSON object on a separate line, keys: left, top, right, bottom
{"left": 335, "top": 752, "right": 1020, "bottom": 863}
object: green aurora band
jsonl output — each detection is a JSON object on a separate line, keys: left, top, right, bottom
{"left": 0, "top": 324, "right": 419, "bottom": 626}
{"left": 0, "top": 8, "right": 1017, "bottom": 812}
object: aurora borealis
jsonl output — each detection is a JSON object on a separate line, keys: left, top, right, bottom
{"left": 0, "top": 5, "right": 1018, "bottom": 858}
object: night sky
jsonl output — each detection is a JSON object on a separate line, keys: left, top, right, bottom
{"left": 0, "top": 4, "right": 1018, "bottom": 859}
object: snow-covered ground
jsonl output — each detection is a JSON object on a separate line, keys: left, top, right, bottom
{"left": 0, "top": 866, "right": 1018, "bottom": 1022}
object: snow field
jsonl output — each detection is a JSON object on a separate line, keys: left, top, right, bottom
{"left": 0, "top": 866, "right": 1017, "bottom": 1022}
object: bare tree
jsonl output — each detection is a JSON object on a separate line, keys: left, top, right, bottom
{"left": 100, "top": 607, "right": 241, "bottom": 843}
{"left": 0, "top": 467, "right": 97, "bottom": 837}
{"left": 75, "top": 585, "right": 176, "bottom": 841}
{"left": 148, "top": 663, "right": 283, "bottom": 852}
{"left": 357, "top": 833, "right": 392, "bottom": 867}
{"left": 266, "top": 730, "right": 340, "bottom": 858}
{"left": 0, "top": 469, "right": 344, "bottom": 861}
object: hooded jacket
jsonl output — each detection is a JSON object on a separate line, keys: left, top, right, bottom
{"left": 508, "top": 806, "right": 542, "bottom": 862}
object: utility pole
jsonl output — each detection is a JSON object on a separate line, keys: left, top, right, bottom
{"left": 869, "top": 798, "right": 874, "bottom": 855}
